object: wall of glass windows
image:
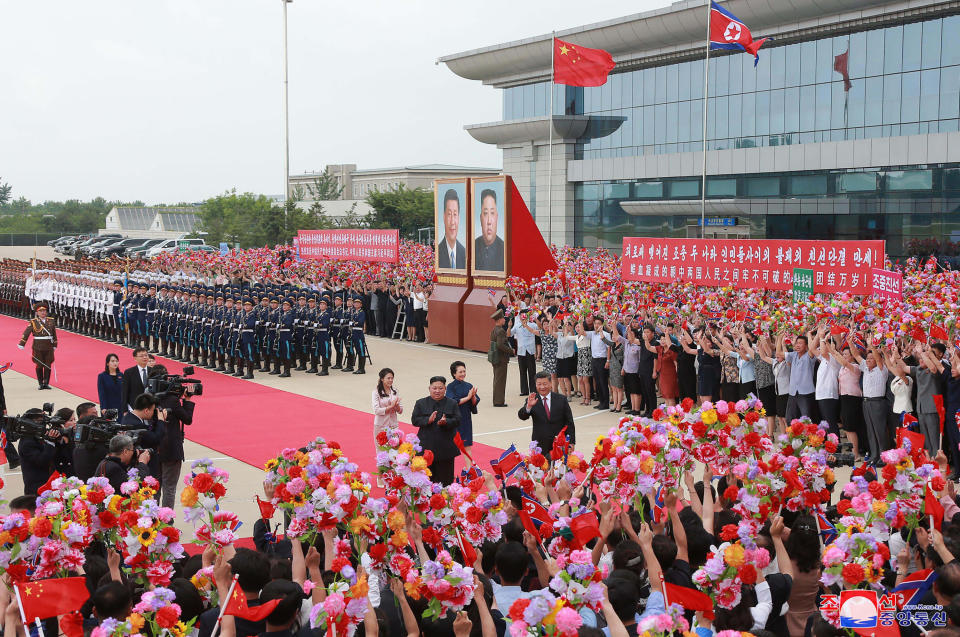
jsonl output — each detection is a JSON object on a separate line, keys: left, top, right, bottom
{"left": 502, "top": 16, "right": 960, "bottom": 160}
{"left": 574, "top": 164, "right": 960, "bottom": 255}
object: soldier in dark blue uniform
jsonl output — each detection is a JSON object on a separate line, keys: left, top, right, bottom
{"left": 134, "top": 283, "right": 149, "bottom": 348}
{"left": 111, "top": 279, "right": 124, "bottom": 343}
{"left": 239, "top": 298, "right": 257, "bottom": 379}
{"left": 183, "top": 289, "right": 197, "bottom": 365}
{"left": 349, "top": 296, "right": 368, "bottom": 375}
{"left": 331, "top": 296, "right": 344, "bottom": 369}
{"left": 212, "top": 292, "right": 226, "bottom": 372}
{"left": 266, "top": 296, "right": 281, "bottom": 375}
{"left": 199, "top": 291, "right": 214, "bottom": 368}
{"left": 292, "top": 293, "right": 307, "bottom": 371}
{"left": 278, "top": 297, "right": 295, "bottom": 378}
{"left": 303, "top": 294, "right": 318, "bottom": 374}
{"left": 146, "top": 283, "right": 158, "bottom": 353}
{"left": 221, "top": 295, "right": 236, "bottom": 374}
{"left": 256, "top": 293, "right": 270, "bottom": 372}
{"left": 316, "top": 297, "right": 331, "bottom": 376}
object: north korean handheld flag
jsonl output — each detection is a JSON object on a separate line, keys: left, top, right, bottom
{"left": 709, "top": 1, "right": 769, "bottom": 66}
{"left": 892, "top": 569, "right": 937, "bottom": 609}
{"left": 490, "top": 444, "right": 525, "bottom": 480}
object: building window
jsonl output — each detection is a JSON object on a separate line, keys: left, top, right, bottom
{"left": 837, "top": 172, "right": 878, "bottom": 193}
{"left": 706, "top": 178, "right": 737, "bottom": 197}
{"left": 788, "top": 175, "right": 828, "bottom": 196}
{"left": 632, "top": 181, "right": 663, "bottom": 199}
{"left": 886, "top": 169, "right": 933, "bottom": 190}
{"left": 667, "top": 180, "right": 699, "bottom": 198}
{"left": 745, "top": 177, "right": 781, "bottom": 197}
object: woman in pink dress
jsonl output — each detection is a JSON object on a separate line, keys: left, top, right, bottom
{"left": 372, "top": 367, "right": 403, "bottom": 487}
{"left": 656, "top": 334, "right": 679, "bottom": 406}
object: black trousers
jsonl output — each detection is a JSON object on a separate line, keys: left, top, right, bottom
{"left": 639, "top": 373, "right": 657, "bottom": 416}
{"left": 517, "top": 353, "right": 537, "bottom": 395}
{"left": 431, "top": 458, "right": 455, "bottom": 486}
{"left": 592, "top": 358, "right": 609, "bottom": 406}
{"left": 786, "top": 392, "right": 816, "bottom": 423}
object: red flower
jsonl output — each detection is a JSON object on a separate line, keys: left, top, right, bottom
{"left": 466, "top": 508, "right": 484, "bottom": 524}
{"left": 744, "top": 432, "right": 761, "bottom": 447}
{"left": 722, "top": 486, "right": 739, "bottom": 503}
{"left": 692, "top": 422, "right": 708, "bottom": 438}
{"left": 651, "top": 408, "right": 665, "bottom": 421}
{"left": 211, "top": 483, "right": 227, "bottom": 499}
{"left": 192, "top": 473, "right": 214, "bottom": 493}
{"left": 98, "top": 511, "right": 118, "bottom": 528}
{"left": 508, "top": 598, "right": 531, "bottom": 622}
{"left": 86, "top": 489, "right": 107, "bottom": 505}
{"left": 881, "top": 465, "right": 897, "bottom": 481}
{"left": 288, "top": 466, "right": 302, "bottom": 479}
{"left": 30, "top": 517, "right": 52, "bottom": 538}
{"left": 868, "top": 481, "right": 886, "bottom": 499}
{"left": 530, "top": 453, "right": 547, "bottom": 469}
{"left": 841, "top": 563, "right": 864, "bottom": 585}
{"left": 161, "top": 526, "right": 180, "bottom": 542}
{"left": 368, "top": 543, "right": 388, "bottom": 563}
{"left": 744, "top": 411, "right": 759, "bottom": 424}
{"left": 422, "top": 450, "right": 434, "bottom": 466}
{"left": 932, "top": 476, "right": 946, "bottom": 492}
{"left": 376, "top": 431, "right": 388, "bottom": 446}
{"left": 837, "top": 499, "right": 851, "bottom": 515}
{"left": 739, "top": 563, "right": 758, "bottom": 585}
{"left": 681, "top": 397, "right": 695, "bottom": 412}
{"left": 421, "top": 527, "right": 442, "bottom": 547}
{"left": 825, "top": 440, "right": 837, "bottom": 453}
{"left": 429, "top": 494, "right": 446, "bottom": 511}
{"left": 876, "top": 542, "right": 890, "bottom": 561}
{"left": 155, "top": 605, "right": 180, "bottom": 629}
{"left": 120, "top": 511, "right": 139, "bottom": 529}
{"left": 694, "top": 445, "right": 719, "bottom": 466}
{"left": 719, "top": 524, "right": 739, "bottom": 541}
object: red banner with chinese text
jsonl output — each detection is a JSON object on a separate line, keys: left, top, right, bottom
{"left": 621, "top": 238, "right": 885, "bottom": 295}
{"left": 871, "top": 268, "right": 903, "bottom": 301}
{"left": 297, "top": 229, "right": 399, "bottom": 264}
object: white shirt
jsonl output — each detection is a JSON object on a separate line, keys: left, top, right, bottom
{"left": 891, "top": 375, "right": 914, "bottom": 414}
{"left": 589, "top": 330, "right": 610, "bottom": 359}
{"left": 859, "top": 361, "right": 889, "bottom": 398}
{"left": 815, "top": 355, "right": 841, "bottom": 400}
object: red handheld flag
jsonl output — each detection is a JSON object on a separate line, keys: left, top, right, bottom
{"left": 17, "top": 577, "right": 90, "bottom": 622}
{"left": 37, "top": 471, "right": 62, "bottom": 496}
{"left": 926, "top": 484, "right": 945, "bottom": 531}
{"left": 453, "top": 432, "right": 472, "bottom": 462}
{"left": 570, "top": 512, "right": 601, "bottom": 547}
{"left": 662, "top": 581, "right": 714, "bottom": 620}
{"left": 934, "top": 394, "right": 946, "bottom": 434}
{"left": 553, "top": 38, "right": 615, "bottom": 87}
{"left": 911, "top": 327, "right": 928, "bottom": 344}
{"left": 223, "top": 584, "right": 281, "bottom": 621}
{"left": 255, "top": 496, "right": 276, "bottom": 521}
{"left": 931, "top": 324, "right": 949, "bottom": 341}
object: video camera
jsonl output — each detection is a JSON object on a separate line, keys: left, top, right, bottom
{"left": 1, "top": 403, "right": 66, "bottom": 440}
{"left": 74, "top": 409, "right": 147, "bottom": 446}
{"left": 147, "top": 366, "right": 203, "bottom": 399}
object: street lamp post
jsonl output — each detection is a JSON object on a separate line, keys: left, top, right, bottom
{"left": 282, "top": 0, "right": 292, "bottom": 234}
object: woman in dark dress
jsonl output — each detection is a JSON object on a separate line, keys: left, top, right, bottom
{"left": 689, "top": 329, "right": 721, "bottom": 403}
{"left": 676, "top": 328, "right": 698, "bottom": 402}
{"left": 446, "top": 360, "right": 479, "bottom": 468}
{"left": 97, "top": 353, "right": 123, "bottom": 414}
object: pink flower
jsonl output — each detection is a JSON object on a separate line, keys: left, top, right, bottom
{"left": 851, "top": 493, "right": 872, "bottom": 513}
{"left": 323, "top": 593, "right": 346, "bottom": 616}
{"left": 554, "top": 607, "right": 582, "bottom": 635}
{"left": 716, "top": 401, "right": 729, "bottom": 415}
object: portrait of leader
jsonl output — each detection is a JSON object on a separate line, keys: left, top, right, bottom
{"left": 437, "top": 187, "right": 466, "bottom": 270}
{"left": 473, "top": 187, "right": 505, "bottom": 272}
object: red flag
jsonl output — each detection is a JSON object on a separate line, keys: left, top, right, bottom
{"left": 552, "top": 38, "right": 615, "bottom": 87}
{"left": 934, "top": 395, "right": 946, "bottom": 434}
{"left": 17, "top": 577, "right": 90, "bottom": 621}
{"left": 931, "top": 324, "right": 949, "bottom": 341}
{"left": 926, "top": 484, "right": 945, "bottom": 531}
{"left": 911, "top": 327, "right": 927, "bottom": 343}
{"left": 37, "top": 471, "right": 62, "bottom": 496}
{"left": 255, "top": 496, "right": 276, "bottom": 521}
{"left": 834, "top": 50, "right": 852, "bottom": 91}
{"left": 895, "top": 426, "right": 926, "bottom": 466}
{"left": 453, "top": 432, "right": 472, "bottom": 462}
{"left": 223, "top": 584, "right": 281, "bottom": 621}
{"left": 550, "top": 426, "right": 569, "bottom": 461}
{"left": 456, "top": 527, "right": 477, "bottom": 567}
{"left": 663, "top": 581, "right": 714, "bottom": 621}
{"left": 830, "top": 323, "right": 849, "bottom": 337}
{"left": 59, "top": 611, "right": 84, "bottom": 637}
{"left": 570, "top": 512, "right": 600, "bottom": 547}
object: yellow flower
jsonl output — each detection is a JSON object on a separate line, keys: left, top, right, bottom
{"left": 387, "top": 510, "right": 406, "bottom": 532}
{"left": 411, "top": 456, "right": 428, "bottom": 472}
{"left": 180, "top": 486, "right": 199, "bottom": 508}
{"left": 138, "top": 486, "right": 156, "bottom": 500}
{"left": 137, "top": 527, "right": 157, "bottom": 547}
{"left": 640, "top": 457, "right": 655, "bottom": 475}
{"left": 350, "top": 574, "right": 369, "bottom": 599}
{"left": 566, "top": 455, "right": 580, "bottom": 470}
{"left": 264, "top": 459, "right": 279, "bottom": 471}
{"left": 723, "top": 543, "right": 745, "bottom": 568}
{"left": 298, "top": 455, "right": 310, "bottom": 467}
{"left": 389, "top": 531, "right": 409, "bottom": 548}
{"left": 332, "top": 449, "right": 342, "bottom": 458}
{"left": 823, "top": 468, "right": 835, "bottom": 484}
{"left": 872, "top": 500, "right": 888, "bottom": 516}
{"left": 170, "top": 621, "right": 190, "bottom": 637}
{"left": 108, "top": 495, "right": 123, "bottom": 514}
{"left": 701, "top": 410, "right": 718, "bottom": 425}
{"left": 726, "top": 414, "right": 741, "bottom": 427}
{"left": 128, "top": 613, "right": 145, "bottom": 632}
{"left": 542, "top": 599, "right": 564, "bottom": 626}
{"left": 348, "top": 515, "right": 373, "bottom": 535}
{"left": 399, "top": 443, "right": 414, "bottom": 456}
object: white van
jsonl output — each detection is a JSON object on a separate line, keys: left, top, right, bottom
{"left": 145, "top": 238, "right": 206, "bottom": 258}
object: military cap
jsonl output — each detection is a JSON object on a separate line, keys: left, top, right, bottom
{"left": 490, "top": 309, "right": 504, "bottom": 321}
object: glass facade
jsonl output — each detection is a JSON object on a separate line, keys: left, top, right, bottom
{"left": 502, "top": 16, "right": 960, "bottom": 160}
{"left": 574, "top": 165, "right": 960, "bottom": 255}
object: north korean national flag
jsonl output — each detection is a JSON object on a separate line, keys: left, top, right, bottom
{"left": 709, "top": 1, "right": 769, "bottom": 66}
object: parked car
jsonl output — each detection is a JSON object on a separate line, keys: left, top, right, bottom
{"left": 188, "top": 245, "right": 218, "bottom": 253}
{"left": 48, "top": 235, "right": 78, "bottom": 247}
{"left": 68, "top": 235, "right": 119, "bottom": 256}
{"left": 83, "top": 237, "right": 126, "bottom": 257}
{"left": 124, "top": 239, "right": 164, "bottom": 258}
{"left": 100, "top": 238, "right": 152, "bottom": 259}
{"left": 144, "top": 238, "right": 206, "bottom": 258}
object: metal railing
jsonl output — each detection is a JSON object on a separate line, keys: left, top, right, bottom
{"left": 0, "top": 233, "right": 66, "bottom": 246}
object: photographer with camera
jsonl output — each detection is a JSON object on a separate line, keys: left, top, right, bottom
{"left": 52, "top": 407, "right": 76, "bottom": 477}
{"left": 73, "top": 402, "right": 109, "bottom": 480}
{"left": 17, "top": 407, "right": 70, "bottom": 495}
{"left": 149, "top": 364, "right": 197, "bottom": 508}
{"left": 121, "top": 393, "right": 166, "bottom": 479}
{"left": 94, "top": 434, "right": 151, "bottom": 492}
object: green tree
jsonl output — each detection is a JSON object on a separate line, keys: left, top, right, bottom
{"left": 0, "top": 179, "right": 11, "bottom": 206}
{"left": 365, "top": 185, "right": 433, "bottom": 240}
{"left": 198, "top": 190, "right": 280, "bottom": 247}
{"left": 305, "top": 168, "right": 343, "bottom": 201}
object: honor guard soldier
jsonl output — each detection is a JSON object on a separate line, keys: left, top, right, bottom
{"left": 111, "top": 280, "right": 124, "bottom": 343}
{"left": 212, "top": 292, "right": 227, "bottom": 372}
{"left": 315, "top": 297, "right": 331, "bottom": 376}
{"left": 304, "top": 294, "right": 319, "bottom": 374}
{"left": 256, "top": 293, "right": 270, "bottom": 372}
{"left": 199, "top": 291, "right": 214, "bottom": 368}
{"left": 239, "top": 297, "right": 257, "bottom": 379}
{"left": 228, "top": 295, "right": 243, "bottom": 375}
{"left": 18, "top": 302, "right": 57, "bottom": 390}
{"left": 278, "top": 297, "right": 295, "bottom": 377}
{"left": 146, "top": 283, "right": 158, "bottom": 353}
{"left": 293, "top": 293, "right": 308, "bottom": 371}
{"left": 349, "top": 296, "right": 368, "bottom": 375}
{"left": 134, "top": 283, "right": 148, "bottom": 347}
{"left": 267, "top": 295, "right": 281, "bottom": 375}
{"left": 331, "top": 295, "right": 345, "bottom": 370}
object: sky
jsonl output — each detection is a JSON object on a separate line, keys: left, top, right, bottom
{"left": 0, "top": 0, "right": 666, "bottom": 205}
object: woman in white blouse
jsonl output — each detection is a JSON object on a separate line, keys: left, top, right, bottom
{"left": 372, "top": 367, "right": 403, "bottom": 436}
{"left": 885, "top": 348, "right": 914, "bottom": 417}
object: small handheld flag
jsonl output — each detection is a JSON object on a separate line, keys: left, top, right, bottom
{"left": 490, "top": 444, "right": 525, "bottom": 480}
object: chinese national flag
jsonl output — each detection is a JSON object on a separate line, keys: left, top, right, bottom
{"left": 553, "top": 38, "right": 615, "bottom": 87}
{"left": 222, "top": 584, "right": 281, "bottom": 621}
{"left": 834, "top": 50, "right": 852, "bottom": 92}
{"left": 17, "top": 577, "right": 89, "bottom": 621}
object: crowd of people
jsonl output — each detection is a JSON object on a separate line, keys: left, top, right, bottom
{"left": 0, "top": 243, "right": 960, "bottom": 637}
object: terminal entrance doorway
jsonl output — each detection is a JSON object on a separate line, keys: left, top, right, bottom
{"left": 685, "top": 225, "right": 751, "bottom": 239}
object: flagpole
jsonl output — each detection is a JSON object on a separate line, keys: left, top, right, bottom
{"left": 699, "top": 1, "right": 712, "bottom": 239}
{"left": 548, "top": 32, "right": 556, "bottom": 248}
{"left": 210, "top": 575, "right": 240, "bottom": 637}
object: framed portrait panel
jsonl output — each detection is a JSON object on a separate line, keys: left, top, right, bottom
{"left": 469, "top": 176, "right": 508, "bottom": 277}
{"left": 434, "top": 178, "right": 469, "bottom": 274}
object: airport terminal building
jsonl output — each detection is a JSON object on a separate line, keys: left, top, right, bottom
{"left": 440, "top": 0, "right": 960, "bottom": 257}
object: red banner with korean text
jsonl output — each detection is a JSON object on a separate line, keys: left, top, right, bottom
{"left": 621, "top": 238, "right": 885, "bottom": 295}
{"left": 871, "top": 268, "right": 903, "bottom": 301}
{"left": 296, "top": 229, "right": 399, "bottom": 264}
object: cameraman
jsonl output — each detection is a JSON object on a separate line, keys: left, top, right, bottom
{"left": 94, "top": 434, "right": 151, "bottom": 492}
{"left": 151, "top": 365, "right": 196, "bottom": 509}
{"left": 74, "top": 402, "right": 108, "bottom": 480}
{"left": 52, "top": 407, "right": 76, "bottom": 478}
{"left": 121, "top": 393, "right": 166, "bottom": 480}
{"left": 18, "top": 408, "right": 69, "bottom": 496}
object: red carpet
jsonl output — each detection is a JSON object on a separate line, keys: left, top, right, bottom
{"left": 1, "top": 315, "right": 505, "bottom": 474}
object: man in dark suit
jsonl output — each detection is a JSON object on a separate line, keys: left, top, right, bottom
{"left": 518, "top": 371, "right": 575, "bottom": 454}
{"left": 120, "top": 347, "right": 151, "bottom": 414}
{"left": 436, "top": 188, "right": 465, "bottom": 269}
{"left": 411, "top": 375, "right": 461, "bottom": 486}
{"left": 120, "top": 392, "right": 165, "bottom": 479}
